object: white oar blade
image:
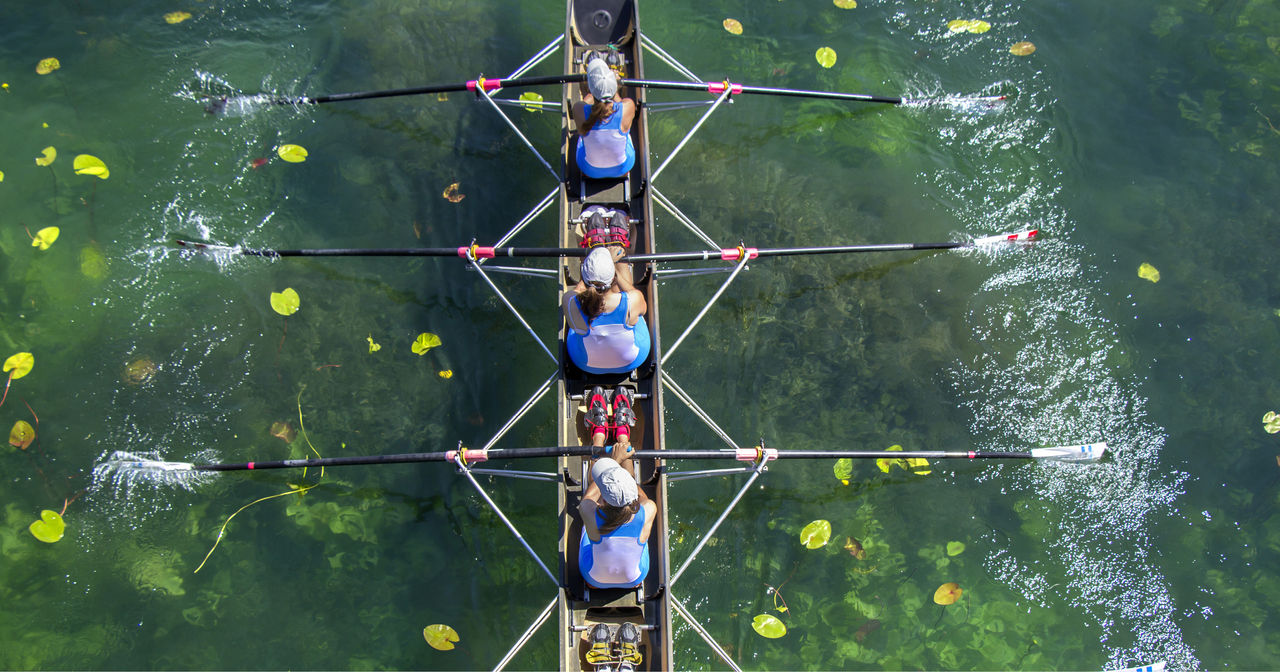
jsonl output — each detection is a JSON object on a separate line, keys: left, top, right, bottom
{"left": 92, "top": 450, "right": 213, "bottom": 494}
{"left": 1105, "top": 662, "right": 1165, "bottom": 672}
{"left": 1029, "top": 442, "right": 1107, "bottom": 461}
{"left": 973, "top": 229, "right": 1038, "bottom": 245}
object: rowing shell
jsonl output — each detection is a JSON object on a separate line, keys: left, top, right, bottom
{"left": 555, "top": 0, "right": 671, "bottom": 670}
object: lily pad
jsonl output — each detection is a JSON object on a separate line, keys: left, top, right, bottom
{"left": 933, "top": 582, "right": 962, "bottom": 605}
{"left": 876, "top": 444, "right": 931, "bottom": 475}
{"left": 9, "top": 421, "right": 35, "bottom": 449}
{"left": 32, "top": 227, "right": 59, "bottom": 250}
{"left": 517, "top": 91, "right": 544, "bottom": 111}
{"left": 80, "top": 245, "right": 108, "bottom": 278}
{"left": 3, "top": 353, "right": 34, "bottom": 380}
{"left": 946, "top": 541, "right": 966, "bottom": 556}
{"left": 844, "top": 536, "right": 866, "bottom": 560}
{"left": 423, "top": 623, "right": 460, "bottom": 650}
{"left": 123, "top": 357, "right": 157, "bottom": 385}
{"left": 723, "top": 18, "right": 743, "bottom": 35}
{"left": 815, "top": 47, "right": 837, "bottom": 68}
{"left": 947, "top": 19, "right": 991, "bottom": 34}
{"left": 270, "top": 288, "right": 300, "bottom": 316}
{"left": 438, "top": 369, "right": 453, "bottom": 379}
{"left": 442, "top": 182, "right": 465, "bottom": 203}
{"left": 367, "top": 334, "right": 382, "bottom": 353}
{"left": 35, "top": 146, "right": 56, "bottom": 167}
{"left": 1138, "top": 262, "right": 1161, "bottom": 283}
{"left": 276, "top": 144, "right": 308, "bottom": 163}
{"left": 834, "top": 0, "right": 857, "bottom": 8}
{"left": 270, "top": 421, "right": 296, "bottom": 443}
{"left": 800, "top": 519, "right": 832, "bottom": 549}
{"left": 36, "top": 58, "right": 60, "bottom": 75}
{"left": 411, "top": 332, "right": 442, "bottom": 355}
{"left": 29, "top": 510, "right": 65, "bottom": 543}
{"left": 833, "top": 458, "right": 852, "bottom": 485}
{"left": 164, "top": 11, "right": 192, "bottom": 24}
{"left": 1010, "top": 41, "right": 1036, "bottom": 56}
{"left": 751, "top": 614, "right": 787, "bottom": 638}
{"left": 73, "top": 154, "right": 109, "bottom": 179}
{"left": 1264, "top": 411, "right": 1280, "bottom": 434}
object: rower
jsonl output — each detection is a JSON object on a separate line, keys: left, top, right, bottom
{"left": 573, "top": 54, "right": 636, "bottom": 179}
{"left": 562, "top": 239, "right": 651, "bottom": 375}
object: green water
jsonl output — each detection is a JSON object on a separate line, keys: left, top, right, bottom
{"left": 2, "top": 0, "right": 1278, "bottom": 669}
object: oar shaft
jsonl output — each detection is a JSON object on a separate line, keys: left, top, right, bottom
{"left": 619, "top": 78, "right": 903, "bottom": 105}
{"left": 630, "top": 449, "right": 1032, "bottom": 460}
{"left": 625, "top": 241, "right": 964, "bottom": 262}
{"left": 193, "top": 445, "right": 600, "bottom": 472}
{"left": 301, "top": 73, "right": 586, "bottom": 105}
{"left": 174, "top": 240, "right": 585, "bottom": 259}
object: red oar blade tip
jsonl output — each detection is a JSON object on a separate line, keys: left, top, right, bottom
{"left": 1028, "top": 442, "right": 1107, "bottom": 461}
{"left": 973, "top": 229, "right": 1038, "bottom": 246}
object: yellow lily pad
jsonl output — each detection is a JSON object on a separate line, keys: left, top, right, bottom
{"left": 800, "top": 519, "right": 831, "bottom": 549}
{"left": 367, "top": 334, "right": 382, "bottom": 353}
{"left": 1010, "top": 41, "right": 1036, "bottom": 56}
{"left": 3, "top": 352, "right": 34, "bottom": 379}
{"left": 834, "top": 0, "right": 857, "bottom": 7}
{"left": 164, "top": 11, "right": 192, "bottom": 24}
{"left": 269, "top": 288, "right": 300, "bottom": 316}
{"left": 411, "top": 332, "right": 442, "bottom": 355}
{"left": 32, "top": 227, "right": 59, "bottom": 250}
{"left": 9, "top": 420, "right": 35, "bottom": 449}
{"left": 833, "top": 457, "right": 852, "bottom": 485}
{"left": 438, "top": 369, "right": 453, "bottom": 379}
{"left": 934, "top": 582, "right": 962, "bottom": 605}
{"left": 723, "top": 18, "right": 743, "bottom": 35}
{"left": 0, "top": 170, "right": 5, "bottom": 182}
{"left": 946, "top": 541, "right": 966, "bottom": 556}
{"left": 29, "top": 510, "right": 65, "bottom": 543}
{"left": 815, "top": 47, "right": 837, "bottom": 68}
{"left": 947, "top": 19, "right": 991, "bottom": 34}
{"left": 1138, "top": 263, "right": 1160, "bottom": 283}
{"left": 277, "top": 144, "right": 308, "bottom": 163}
{"left": 36, "top": 58, "right": 61, "bottom": 75}
{"left": 751, "top": 614, "right": 787, "bottom": 638}
{"left": 73, "top": 154, "right": 109, "bottom": 179}
{"left": 423, "top": 624, "right": 459, "bottom": 650}
{"left": 35, "top": 146, "right": 56, "bottom": 167}
{"left": 1263, "top": 411, "right": 1280, "bottom": 434}
{"left": 517, "top": 91, "right": 543, "bottom": 111}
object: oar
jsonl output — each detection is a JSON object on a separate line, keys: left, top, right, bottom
{"left": 207, "top": 73, "right": 586, "bottom": 114}
{"left": 174, "top": 240, "right": 587, "bottom": 259}
{"left": 174, "top": 230, "right": 1035, "bottom": 262}
{"left": 627, "top": 230, "right": 1038, "bottom": 262}
{"left": 95, "top": 441, "right": 1102, "bottom": 489}
{"left": 619, "top": 78, "right": 1006, "bottom": 106}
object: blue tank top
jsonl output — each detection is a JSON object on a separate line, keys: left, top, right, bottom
{"left": 566, "top": 292, "right": 651, "bottom": 374}
{"left": 578, "top": 102, "right": 636, "bottom": 179}
{"left": 578, "top": 506, "right": 650, "bottom": 589}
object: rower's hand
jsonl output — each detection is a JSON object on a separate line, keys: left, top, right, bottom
{"left": 610, "top": 246, "right": 626, "bottom": 262}
{"left": 611, "top": 440, "right": 633, "bottom": 462}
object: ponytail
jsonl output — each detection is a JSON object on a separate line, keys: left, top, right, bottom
{"left": 583, "top": 99, "right": 613, "bottom": 133}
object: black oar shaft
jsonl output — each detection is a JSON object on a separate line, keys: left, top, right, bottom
{"left": 619, "top": 78, "right": 903, "bottom": 105}
{"left": 174, "top": 240, "right": 585, "bottom": 259}
{"left": 625, "top": 241, "right": 964, "bottom": 263}
{"left": 194, "top": 445, "right": 601, "bottom": 471}
{"left": 632, "top": 450, "right": 1031, "bottom": 460}
{"left": 299, "top": 73, "right": 586, "bottom": 105}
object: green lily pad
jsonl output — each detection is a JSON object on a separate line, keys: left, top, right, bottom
{"left": 800, "top": 519, "right": 832, "bottom": 549}
{"left": 423, "top": 623, "right": 459, "bottom": 650}
{"left": 751, "top": 613, "right": 787, "bottom": 638}
{"left": 1264, "top": 411, "right": 1280, "bottom": 434}
{"left": 411, "top": 332, "right": 442, "bottom": 355}
{"left": 815, "top": 47, "right": 837, "bottom": 69}
{"left": 270, "top": 288, "right": 300, "bottom": 316}
{"left": 29, "top": 510, "right": 65, "bottom": 543}
{"left": 946, "top": 541, "right": 966, "bottom": 556}
{"left": 833, "top": 458, "right": 852, "bottom": 485}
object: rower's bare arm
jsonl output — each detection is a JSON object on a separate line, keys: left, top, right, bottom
{"left": 579, "top": 497, "right": 602, "bottom": 543}
{"left": 638, "top": 500, "right": 658, "bottom": 544}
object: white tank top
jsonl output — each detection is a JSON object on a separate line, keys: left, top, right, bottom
{"left": 582, "top": 103, "right": 629, "bottom": 169}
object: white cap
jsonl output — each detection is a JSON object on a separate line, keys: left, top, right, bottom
{"left": 586, "top": 58, "right": 618, "bottom": 100}
{"left": 591, "top": 457, "right": 638, "bottom": 507}
{"left": 581, "top": 247, "right": 615, "bottom": 287}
